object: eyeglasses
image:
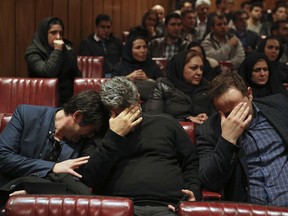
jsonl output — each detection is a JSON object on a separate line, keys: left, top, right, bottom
{"left": 253, "top": 67, "right": 269, "bottom": 72}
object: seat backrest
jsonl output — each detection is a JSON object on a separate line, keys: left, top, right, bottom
{"left": 77, "top": 56, "right": 104, "bottom": 78}
{"left": 0, "top": 77, "right": 58, "bottom": 113}
{"left": 219, "top": 60, "right": 233, "bottom": 73}
{"left": 73, "top": 78, "right": 107, "bottom": 95}
{"left": 283, "top": 83, "right": 288, "bottom": 91}
{"left": 152, "top": 57, "right": 168, "bottom": 77}
{"left": 0, "top": 113, "right": 12, "bottom": 133}
{"left": 177, "top": 201, "right": 288, "bottom": 216}
{"left": 179, "top": 121, "right": 195, "bottom": 144}
{"left": 5, "top": 195, "right": 134, "bottom": 216}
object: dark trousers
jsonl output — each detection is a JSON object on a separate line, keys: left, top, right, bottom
{"left": 134, "top": 205, "right": 177, "bottom": 216}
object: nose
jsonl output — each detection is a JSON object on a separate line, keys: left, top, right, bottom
{"left": 56, "top": 33, "right": 61, "bottom": 39}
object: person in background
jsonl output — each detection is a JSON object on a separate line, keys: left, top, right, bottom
{"left": 175, "top": 0, "right": 194, "bottom": 14}
{"left": 181, "top": 9, "right": 198, "bottom": 43}
{"left": 152, "top": 5, "right": 166, "bottom": 37}
{"left": 271, "top": 20, "right": 288, "bottom": 63}
{"left": 79, "top": 77, "right": 201, "bottom": 215}
{"left": 257, "top": 35, "right": 288, "bottom": 83}
{"left": 230, "top": 10, "right": 259, "bottom": 55}
{"left": 0, "top": 90, "right": 107, "bottom": 205}
{"left": 194, "top": 0, "right": 211, "bottom": 41}
{"left": 246, "top": 2, "right": 263, "bottom": 34}
{"left": 25, "top": 17, "right": 81, "bottom": 105}
{"left": 188, "top": 42, "right": 221, "bottom": 81}
{"left": 196, "top": 72, "right": 288, "bottom": 206}
{"left": 112, "top": 33, "right": 162, "bottom": 103}
{"left": 201, "top": 14, "right": 245, "bottom": 72}
{"left": 79, "top": 14, "right": 122, "bottom": 78}
{"left": 149, "top": 13, "right": 190, "bottom": 60}
{"left": 238, "top": 52, "right": 288, "bottom": 98}
{"left": 130, "top": 9, "right": 161, "bottom": 42}
{"left": 146, "top": 50, "right": 213, "bottom": 124}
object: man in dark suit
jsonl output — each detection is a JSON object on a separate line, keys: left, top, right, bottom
{"left": 196, "top": 72, "right": 288, "bottom": 207}
{"left": 0, "top": 90, "right": 107, "bottom": 201}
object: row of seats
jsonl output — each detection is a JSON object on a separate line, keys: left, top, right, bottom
{"left": 4, "top": 195, "right": 288, "bottom": 216}
{"left": 77, "top": 55, "right": 168, "bottom": 78}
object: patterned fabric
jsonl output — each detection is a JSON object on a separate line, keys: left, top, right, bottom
{"left": 164, "top": 43, "right": 178, "bottom": 60}
{"left": 241, "top": 104, "right": 288, "bottom": 206}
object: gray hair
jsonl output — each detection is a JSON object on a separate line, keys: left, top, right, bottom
{"left": 195, "top": 0, "right": 211, "bottom": 8}
{"left": 100, "top": 77, "right": 139, "bottom": 110}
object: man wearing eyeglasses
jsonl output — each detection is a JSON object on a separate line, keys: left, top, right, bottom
{"left": 196, "top": 72, "right": 288, "bottom": 207}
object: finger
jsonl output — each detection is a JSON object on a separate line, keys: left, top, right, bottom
{"left": 69, "top": 169, "right": 82, "bottom": 178}
{"left": 73, "top": 156, "right": 90, "bottom": 162}
{"left": 229, "top": 102, "right": 244, "bottom": 117}
{"left": 182, "top": 189, "right": 196, "bottom": 201}
{"left": 131, "top": 116, "right": 143, "bottom": 127}
{"left": 110, "top": 111, "right": 116, "bottom": 119}
{"left": 243, "top": 114, "right": 252, "bottom": 127}
{"left": 219, "top": 111, "right": 226, "bottom": 123}
{"left": 72, "top": 160, "right": 89, "bottom": 168}
{"left": 167, "top": 204, "right": 176, "bottom": 212}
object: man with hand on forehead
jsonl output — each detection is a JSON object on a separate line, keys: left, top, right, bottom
{"left": 196, "top": 72, "right": 288, "bottom": 206}
{"left": 80, "top": 77, "right": 201, "bottom": 215}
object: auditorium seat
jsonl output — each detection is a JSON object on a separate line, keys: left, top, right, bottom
{"left": 0, "top": 77, "right": 58, "bottom": 114}
{"left": 77, "top": 56, "right": 104, "bottom": 78}
{"left": 179, "top": 121, "right": 222, "bottom": 200}
{"left": 283, "top": 83, "right": 288, "bottom": 91}
{"left": 73, "top": 78, "right": 107, "bottom": 95}
{"left": 152, "top": 57, "right": 168, "bottom": 77}
{"left": 0, "top": 113, "right": 12, "bottom": 133}
{"left": 177, "top": 201, "right": 288, "bottom": 216}
{"left": 219, "top": 60, "right": 233, "bottom": 73}
{"left": 4, "top": 195, "right": 134, "bottom": 216}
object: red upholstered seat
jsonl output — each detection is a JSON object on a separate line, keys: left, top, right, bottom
{"left": 177, "top": 201, "right": 288, "bottom": 216}
{"left": 73, "top": 78, "right": 107, "bottom": 95}
{"left": 219, "top": 60, "right": 233, "bottom": 73}
{"left": 0, "top": 113, "right": 12, "bottom": 133}
{"left": 5, "top": 195, "right": 134, "bottom": 216}
{"left": 179, "top": 122, "right": 222, "bottom": 201}
{"left": 152, "top": 57, "right": 168, "bottom": 77}
{"left": 77, "top": 56, "right": 104, "bottom": 78}
{"left": 0, "top": 77, "right": 58, "bottom": 113}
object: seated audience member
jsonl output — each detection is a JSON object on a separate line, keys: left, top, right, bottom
{"left": 130, "top": 9, "right": 162, "bottom": 41}
{"left": 80, "top": 77, "right": 201, "bottom": 215}
{"left": 257, "top": 36, "right": 288, "bottom": 83}
{"left": 79, "top": 14, "right": 122, "bottom": 77}
{"left": 188, "top": 41, "right": 221, "bottom": 81}
{"left": 112, "top": 33, "right": 162, "bottom": 102}
{"left": 0, "top": 91, "right": 107, "bottom": 205}
{"left": 201, "top": 14, "right": 245, "bottom": 72}
{"left": 271, "top": 20, "right": 288, "bottom": 63}
{"left": 175, "top": 0, "right": 194, "bottom": 15}
{"left": 260, "top": 5, "right": 287, "bottom": 37}
{"left": 208, "top": 0, "right": 231, "bottom": 24}
{"left": 25, "top": 17, "right": 81, "bottom": 105}
{"left": 151, "top": 4, "right": 166, "bottom": 37}
{"left": 146, "top": 50, "right": 213, "bottom": 124}
{"left": 194, "top": 0, "right": 211, "bottom": 41}
{"left": 149, "top": 13, "right": 190, "bottom": 60}
{"left": 230, "top": 10, "right": 259, "bottom": 55}
{"left": 181, "top": 10, "right": 198, "bottom": 43}
{"left": 196, "top": 72, "right": 288, "bottom": 206}
{"left": 238, "top": 52, "right": 288, "bottom": 98}
{"left": 246, "top": 2, "right": 263, "bottom": 34}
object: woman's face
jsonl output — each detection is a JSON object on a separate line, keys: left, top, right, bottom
{"left": 145, "top": 14, "right": 157, "bottom": 28}
{"left": 183, "top": 56, "right": 203, "bottom": 85}
{"left": 47, "top": 24, "right": 63, "bottom": 48}
{"left": 264, "top": 39, "right": 280, "bottom": 61}
{"left": 251, "top": 59, "right": 269, "bottom": 86}
{"left": 131, "top": 39, "right": 147, "bottom": 62}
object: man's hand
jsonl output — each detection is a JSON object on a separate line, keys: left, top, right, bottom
{"left": 53, "top": 39, "right": 64, "bottom": 50}
{"left": 227, "top": 36, "right": 238, "bottom": 47}
{"left": 109, "top": 105, "right": 143, "bottom": 137}
{"left": 221, "top": 102, "right": 252, "bottom": 144}
{"left": 52, "top": 156, "right": 90, "bottom": 178}
{"left": 168, "top": 189, "right": 196, "bottom": 212}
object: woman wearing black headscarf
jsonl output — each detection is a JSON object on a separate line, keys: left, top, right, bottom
{"left": 238, "top": 52, "right": 288, "bottom": 98}
{"left": 145, "top": 50, "right": 214, "bottom": 124}
{"left": 112, "top": 34, "right": 162, "bottom": 101}
{"left": 257, "top": 36, "right": 288, "bottom": 83}
{"left": 25, "top": 17, "right": 81, "bottom": 105}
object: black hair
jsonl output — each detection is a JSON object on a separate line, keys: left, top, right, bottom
{"left": 95, "top": 14, "right": 112, "bottom": 26}
{"left": 165, "top": 12, "right": 181, "bottom": 26}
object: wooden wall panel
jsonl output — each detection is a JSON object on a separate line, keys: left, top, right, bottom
{"left": 0, "top": 0, "right": 277, "bottom": 78}
{"left": 0, "top": 0, "right": 15, "bottom": 76}
{"left": 15, "top": 0, "right": 35, "bottom": 77}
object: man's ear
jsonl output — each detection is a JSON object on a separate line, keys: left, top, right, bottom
{"left": 247, "top": 87, "right": 253, "bottom": 100}
{"left": 72, "top": 110, "right": 83, "bottom": 124}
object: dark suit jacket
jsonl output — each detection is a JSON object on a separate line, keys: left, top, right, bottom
{"left": 0, "top": 105, "right": 81, "bottom": 186}
{"left": 196, "top": 94, "right": 288, "bottom": 201}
